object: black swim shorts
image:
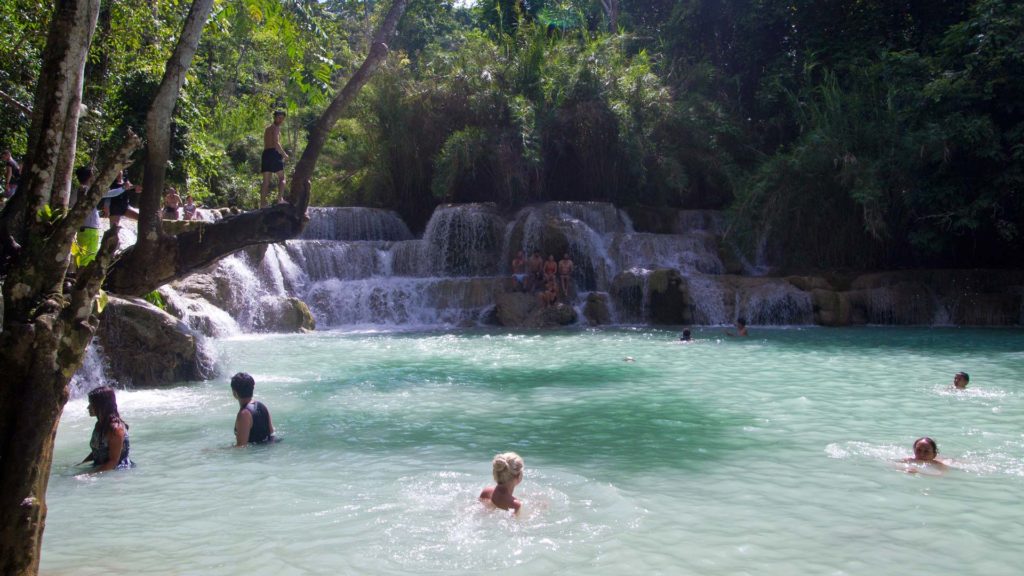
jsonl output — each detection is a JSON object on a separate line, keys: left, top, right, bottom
{"left": 261, "top": 148, "right": 285, "bottom": 173}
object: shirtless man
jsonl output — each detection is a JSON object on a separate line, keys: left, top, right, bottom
{"left": 162, "top": 187, "right": 182, "bottom": 220}
{"left": 725, "top": 317, "right": 749, "bottom": 337}
{"left": 558, "top": 253, "right": 574, "bottom": 297}
{"left": 543, "top": 254, "right": 558, "bottom": 284}
{"left": 260, "top": 110, "right": 289, "bottom": 208}
{"left": 527, "top": 250, "right": 544, "bottom": 291}
{"left": 511, "top": 250, "right": 527, "bottom": 291}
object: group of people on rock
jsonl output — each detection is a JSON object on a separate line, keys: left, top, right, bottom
{"left": 510, "top": 249, "right": 575, "bottom": 307}
{"left": 162, "top": 187, "right": 199, "bottom": 221}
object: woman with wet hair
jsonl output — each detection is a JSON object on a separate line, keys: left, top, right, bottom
{"left": 479, "top": 452, "right": 524, "bottom": 513}
{"left": 81, "top": 386, "right": 133, "bottom": 471}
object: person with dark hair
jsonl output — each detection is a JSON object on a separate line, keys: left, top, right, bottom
{"left": 260, "top": 110, "right": 289, "bottom": 208}
{"left": 80, "top": 386, "right": 133, "bottom": 471}
{"left": 680, "top": 329, "right": 692, "bottom": 342}
{"left": 953, "top": 372, "right": 970, "bottom": 390}
{"left": 230, "top": 372, "right": 275, "bottom": 446}
{"left": 725, "top": 317, "right": 748, "bottom": 337}
{"left": 101, "top": 170, "right": 140, "bottom": 226}
{"left": 68, "top": 166, "right": 130, "bottom": 267}
{"left": 900, "top": 436, "right": 949, "bottom": 473}
{"left": 2, "top": 149, "right": 20, "bottom": 200}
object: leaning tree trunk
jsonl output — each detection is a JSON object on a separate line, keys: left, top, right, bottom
{"left": 1, "top": 2, "right": 411, "bottom": 571}
{"left": 105, "top": 0, "right": 410, "bottom": 297}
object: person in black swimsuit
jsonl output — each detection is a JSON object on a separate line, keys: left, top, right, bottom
{"left": 230, "top": 372, "right": 276, "bottom": 445}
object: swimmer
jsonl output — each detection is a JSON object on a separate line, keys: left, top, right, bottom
{"left": 725, "top": 317, "right": 748, "bottom": 337}
{"left": 900, "top": 437, "right": 949, "bottom": 474}
{"left": 480, "top": 452, "right": 524, "bottom": 513}
{"left": 680, "top": 329, "right": 692, "bottom": 342}
{"left": 953, "top": 371, "right": 969, "bottom": 390}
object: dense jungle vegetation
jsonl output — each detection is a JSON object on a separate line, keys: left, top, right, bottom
{"left": 1, "top": 0, "right": 1021, "bottom": 270}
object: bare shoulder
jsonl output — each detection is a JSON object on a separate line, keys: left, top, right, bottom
{"left": 479, "top": 486, "right": 494, "bottom": 500}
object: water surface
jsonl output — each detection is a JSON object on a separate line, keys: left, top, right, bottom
{"left": 43, "top": 328, "right": 1024, "bottom": 575}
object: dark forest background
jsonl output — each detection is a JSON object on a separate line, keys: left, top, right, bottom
{"left": 2, "top": 0, "right": 1021, "bottom": 270}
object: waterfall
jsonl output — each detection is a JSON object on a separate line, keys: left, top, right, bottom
{"left": 69, "top": 342, "right": 113, "bottom": 398}
{"left": 164, "top": 204, "right": 821, "bottom": 335}
{"left": 735, "top": 280, "right": 814, "bottom": 325}
{"left": 301, "top": 207, "right": 413, "bottom": 241}
{"left": 421, "top": 204, "right": 506, "bottom": 276}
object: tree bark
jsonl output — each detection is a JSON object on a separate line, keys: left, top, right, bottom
{"left": 287, "top": 0, "right": 410, "bottom": 207}
{"left": 599, "top": 0, "right": 619, "bottom": 33}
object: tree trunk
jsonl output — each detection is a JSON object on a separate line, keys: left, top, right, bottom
{"left": 600, "top": 0, "right": 619, "bottom": 33}
{"left": 107, "top": 0, "right": 411, "bottom": 297}
{"left": 287, "top": 0, "right": 410, "bottom": 206}
{"left": 0, "top": 4, "right": 411, "bottom": 570}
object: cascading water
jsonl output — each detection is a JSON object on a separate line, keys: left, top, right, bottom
{"left": 167, "top": 202, "right": 815, "bottom": 332}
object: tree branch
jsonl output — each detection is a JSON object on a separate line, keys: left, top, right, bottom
{"left": 0, "top": 88, "right": 32, "bottom": 116}
{"left": 136, "top": 0, "right": 215, "bottom": 257}
{"left": 287, "top": 0, "right": 410, "bottom": 209}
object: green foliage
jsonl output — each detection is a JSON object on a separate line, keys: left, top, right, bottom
{"left": 143, "top": 290, "right": 167, "bottom": 310}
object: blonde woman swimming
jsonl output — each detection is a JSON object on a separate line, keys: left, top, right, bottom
{"left": 480, "top": 452, "right": 524, "bottom": 513}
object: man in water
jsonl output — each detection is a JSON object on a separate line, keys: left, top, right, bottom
{"left": 230, "top": 372, "right": 275, "bottom": 445}
{"left": 725, "top": 318, "right": 748, "bottom": 337}
{"left": 260, "top": 110, "right": 289, "bottom": 208}
{"left": 680, "top": 329, "right": 692, "bottom": 341}
{"left": 953, "top": 372, "right": 969, "bottom": 390}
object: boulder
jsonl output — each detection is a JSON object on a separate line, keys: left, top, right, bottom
{"left": 810, "top": 289, "right": 850, "bottom": 326}
{"left": 494, "top": 292, "right": 537, "bottom": 327}
{"left": 254, "top": 296, "right": 316, "bottom": 333}
{"left": 583, "top": 292, "right": 613, "bottom": 325}
{"left": 494, "top": 292, "right": 578, "bottom": 328}
{"left": 97, "top": 296, "right": 215, "bottom": 387}
{"left": 647, "top": 269, "right": 689, "bottom": 325}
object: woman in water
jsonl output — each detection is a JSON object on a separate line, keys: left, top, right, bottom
{"left": 80, "top": 386, "right": 133, "bottom": 471}
{"left": 480, "top": 452, "right": 524, "bottom": 513}
{"left": 900, "top": 437, "right": 948, "bottom": 473}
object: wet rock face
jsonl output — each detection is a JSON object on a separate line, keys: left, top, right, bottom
{"left": 647, "top": 269, "right": 689, "bottom": 325}
{"left": 97, "top": 296, "right": 215, "bottom": 387}
{"left": 493, "top": 292, "right": 578, "bottom": 328}
{"left": 583, "top": 292, "right": 612, "bottom": 326}
{"left": 254, "top": 297, "right": 316, "bottom": 333}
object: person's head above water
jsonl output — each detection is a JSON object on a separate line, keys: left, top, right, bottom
{"left": 681, "top": 329, "right": 692, "bottom": 341}
{"left": 736, "top": 317, "right": 747, "bottom": 328}
{"left": 492, "top": 452, "right": 524, "bottom": 486}
{"left": 953, "top": 372, "right": 969, "bottom": 389}
{"left": 88, "top": 386, "right": 122, "bottom": 422}
{"left": 912, "top": 437, "right": 939, "bottom": 461}
{"left": 230, "top": 372, "right": 256, "bottom": 399}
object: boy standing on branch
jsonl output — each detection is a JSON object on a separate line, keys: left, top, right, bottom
{"left": 260, "top": 110, "right": 289, "bottom": 208}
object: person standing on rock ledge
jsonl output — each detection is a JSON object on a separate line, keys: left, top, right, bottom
{"left": 230, "top": 372, "right": 276, "bottom": 446}
{"left": 260, "top": 110, "right": 289, "bottom": 208}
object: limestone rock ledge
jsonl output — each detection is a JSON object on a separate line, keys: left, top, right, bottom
{"left": 96, "top": 296, "right": 216, "bottom": 387}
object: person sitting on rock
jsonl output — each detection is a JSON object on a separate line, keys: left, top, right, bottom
{"left": 230, "top": 372, "right": 276, "bottom": 446}
{"left": 511, "top": 250, "right": 527, "bottom": 292}
{"left": 543, "top": 254, "right": 558, "bottom": 285}
{"left": 539, "top": 279, "right": 559, "bottom": 307}
{"left": 558, "top": 253, "right": 574, "bottom": 298}
{"left": 527, "top": 250, "right": 544, "bottom": 291}
{"left": 162, "top": 187, "right": 182, "bottom": 220}
{"left": 182, "top": 194, "right": 198, "bottom": 221}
